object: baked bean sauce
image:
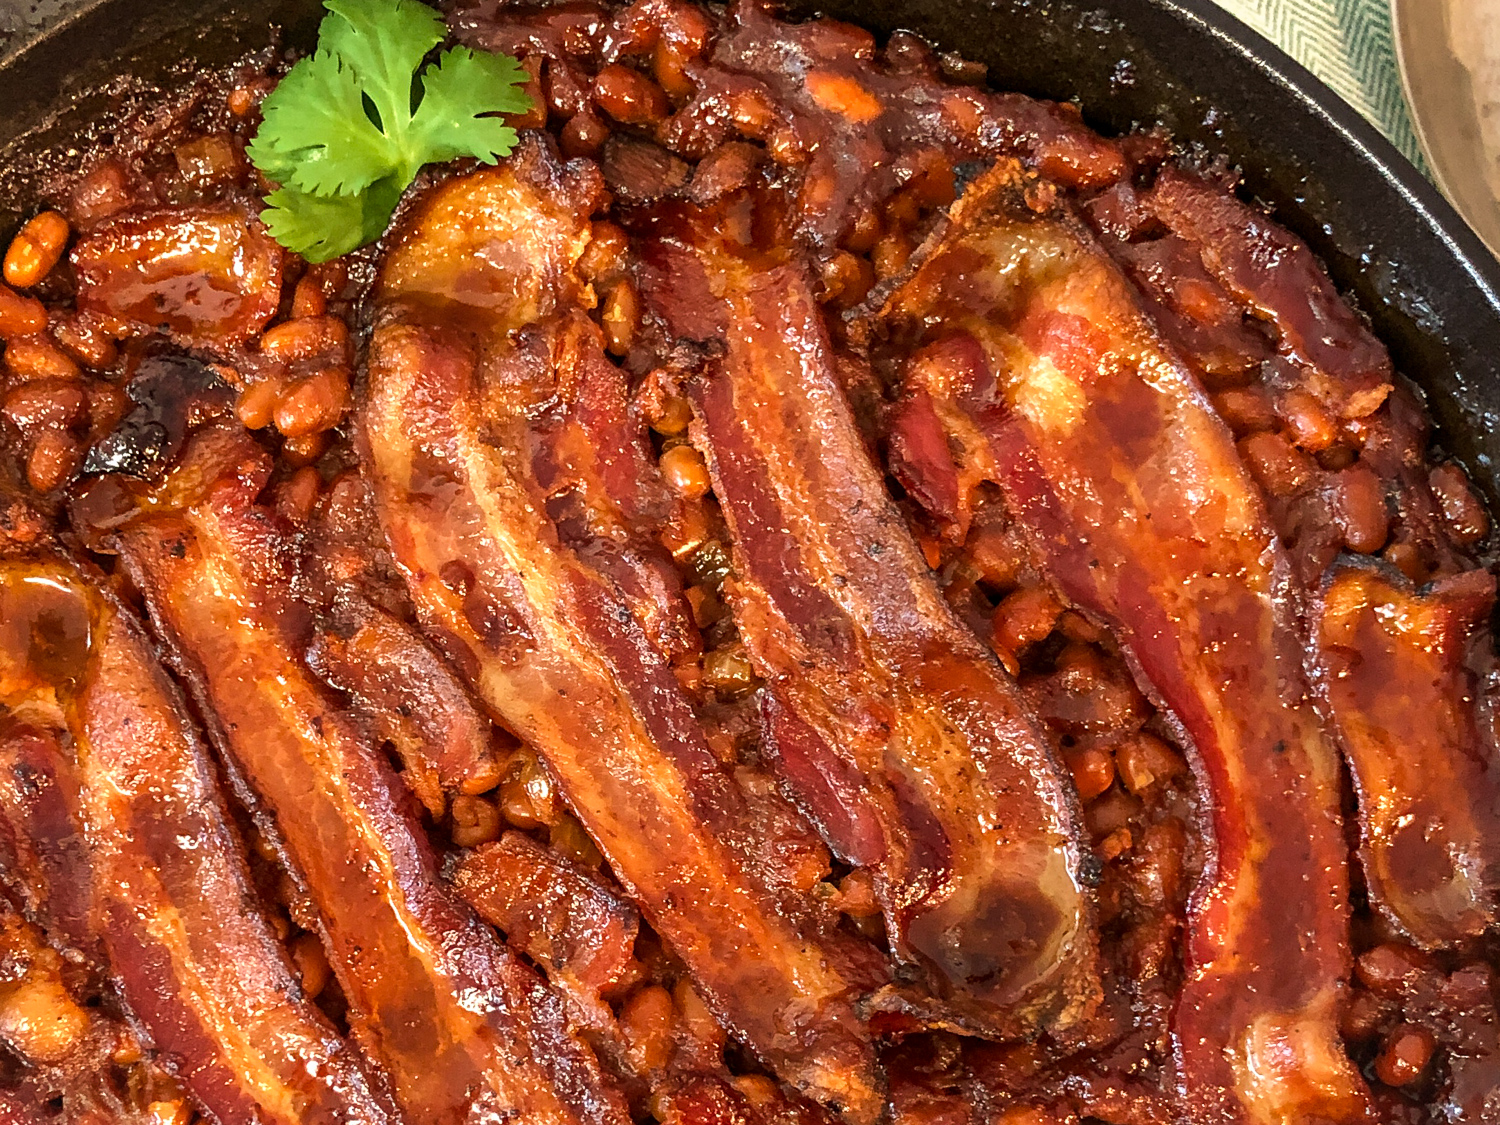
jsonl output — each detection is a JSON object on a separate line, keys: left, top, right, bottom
{"left": 0, "top": 3, "right": 1494, "bottom": 1123}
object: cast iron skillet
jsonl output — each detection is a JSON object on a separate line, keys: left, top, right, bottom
{"left": 2, "top": 0, "right": 1500, "bottom": 503}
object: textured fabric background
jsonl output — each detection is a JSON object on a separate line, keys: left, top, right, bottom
{"left": 1207, "top": 0, "right": 1424, "bottom": 166}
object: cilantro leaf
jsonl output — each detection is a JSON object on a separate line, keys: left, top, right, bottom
{"left": 409, "top": 47, "right": 529, "bottom": 167}
{"left": 248, "top": 0, "right": 533, "bottom": 261}
{"left": 260, "top": 177, "right": 404, "bottom": 263}
{"left": 245, "top": 49, "right": 392, "bottom": 196}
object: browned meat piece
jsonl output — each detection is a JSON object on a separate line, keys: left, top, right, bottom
{"left": 360, "top": 142, "right": 886, "bottom": 1123}
{"left": 871, "top": 162, "right": 1374, "bottom": 1124}
{"left": 108, "top": 426, "right": 630, "bottom": 1125}
{"left": 455, "top": 832, "right": 640, "bottom": 1023}
{"left": 637, "top": 212, "right": 1100, "bottom": 1044}
{"left": 307, "top": 595, "right": 502, "bottom": 815}
{"left": 0, "top": 551, "right": 396, "bottom": 1125}
{"left": 71, "top": 204, "right": 283, "bottom": 347}
{"left": 1143, "top": 167, "right": 1391, "bottom": 421}
{"left": 1314, "top": 563, "right": 1500, "bottom": 947}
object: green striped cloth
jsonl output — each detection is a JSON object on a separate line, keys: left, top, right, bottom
{"left": 1208, "top": 0, "right": 1425, "bottom": 168}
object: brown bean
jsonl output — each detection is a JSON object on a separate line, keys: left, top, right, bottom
{"left": 0, "top": 287, "right": 48, "bottom": 341}
{"left": 226, "top": 86, "right": 256, "bottom": 116}
{"left": 649, "top": 393, "right": 692, "bottom": 437}
{"left": 2, "top": 380, "right": 88, "bottom": 432}
{"left": 673, "top": 978, "right": 726, "bottom": 1059}
{"left": 1373, "top": 1024, "right": 1434, "bottom": 1087}
{"left": 1213, "top": 387, "right": 1276, "bottom": 434}
{"left": 660, "top": 444, "right": 711, "bottom": 499}
{"left": 290, "top": 932, "right": 332, "bottom": 999}
{"left": 261, "top": 314, "right": 349, "bottom": 364}
{"left": 235, "top": 378, "right": 283, "bottom": 430}
{"left": 281, "top": 431, "right": 330, "bottom": 468}
{"left": 620, "top": 985, "right": 676, "bottom": 1074}
{"left": 500, "top": 754, "right": 560, "bottom": 829}
{"left": 1429, "top": 462, "right": 1489, "bottom": 545}
{"left": 50, "top": 314, "right": 117, "bottom": 370}
{"left": 1355, "top": 943, "right": 1427, "bottom": 996}
{"left": 88, "top": 382, "right": 129, "bottom": 438}
{"left": 4, "top": 211, "right": 70, "bottom": 289}
{"left": 703, "top": 644, "right": 756, "bottom": 695}
{"left": 805, "top": 70, "right": 883, "bottom": 123}
{"left": 560, "top": 111, "right": 610, "bottom": 159}
{"left": 1339, "top": 988, "right": 1392, "bottom": 1043}
{"left": 1114, "top": 731, "right": 1185, "bottom": 795}
{"left": 290, "top": 277, "right": 328, "bottom": 319}
{"left": 1066, "top": 746, "right": 1115, "bottom": 803}
{"left": 1333, "top": 463, "right": 1389, "bottom": 554}
{"left": 819, "top": 250, "right": 875, "bottom": 308}
{"left": 1278, "top": 389, "right": 1337, "bottom": 453}
{"left": 69, "top": 159, "right": 132, "bottom": 224}
{"left": 4, "top": 335, "right": 80, "bottom": 382}
{"left": 594, "top": 63, "right": 668, "bottom": 126}
{"left": 450, "top": 794, "right": 503, "bottom": 848}
{"left": 274, "top": 367, "right": 350, "bottom": 438}
{"left": 1239, "top": 430, "right": 1315, "bottom": 497}
{"left": 992, "top": 585, "right": 1063, "bottom": 655}
{"left": 601, "top": 280, "right": 640, "bottom": 356}
{"left": 26, "top": 431, "right": 81, "bottom": 493}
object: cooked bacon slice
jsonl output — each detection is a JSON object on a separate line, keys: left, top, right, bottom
{"left": 1314, "top": 562, "right": 1500, "bottom": 947}
{"left": 873, "top": 163, "right": 1374, "bottom": 1124}
{"left": 0, "top": 721, "right": 99, "bottom": 963}
{"left": 0, "top": 552, "right": 395, "bottom": 1125}
{"left": 360, "top": 147, "right": 885, "bottom": 1122}
{"left": 307, "top": 595, "right": 501, "bottom": 815}
{"left": 454, "top": 832, "right": 639, "bottom": 1024}
{"left": 109, "top": 430, "right": 629, "bottom": 1125}
{"left": 636, "top": 218, "right": 1098, "bottom": 1042}
{"left": 72, "top": 205, "right": 283, "bottom": 347}
{"left": 1142, "top": 167, "right": 1391, "bottom": 420}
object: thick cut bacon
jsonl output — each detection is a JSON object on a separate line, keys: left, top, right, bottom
{"left": 873, "top": 163, "right": 1373, "bottom": 1124}
{"left": 0, "top": 552, "right": 394, "bottom": 1125}
{"left": 638, "top": 219, "right": 1098, "bottom": 1042}
{"left": 110, "top": 430, "right": 629, "bottom": 1125}
{"left": 1314, "top": 563, "right": 1500, "bottom": 947}
{"left": 360, "top": 147, "right": 885, "bottom": 1123}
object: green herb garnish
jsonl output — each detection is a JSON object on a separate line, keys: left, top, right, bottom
{"left": 247, "top": 0, "right": 533, "bottom": 262}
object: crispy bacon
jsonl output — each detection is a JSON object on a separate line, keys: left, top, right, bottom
{"left": 1313, "top": 562, "right": 1500, "bottom": 947}
{"left": 0, "top": 551, "right": 395, "bottom": 1125}
{"left": 359, "top": 146, "right": 885, "bottom": 1122}
{"left": 454, "top": 832, "right": 639, "bottom": 1024}
{"left": 1141, "top": 167, "right": 1391, "bottom": 420}
{"left": 873, "top": 163, "right": 1373, "bottom": 1123}
{"left": 71, "top": 205, "right": 284, "bottom": 347}
{"left": 637, "top": 217, "right": 1099, "bottom": 1042}
{"left": 109, "top": 429, "right": 630, "bottom": 1125}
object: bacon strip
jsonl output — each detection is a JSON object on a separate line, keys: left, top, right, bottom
{"left": 307, "top": 595, "right": 501, "bottom": 815}
{"left": 454, "top": 832, "right": 639, "bottom": 1025}
{"left": 0, "top": 551, "right": 395, "bottom": 1125}
{"left": 638, "top": 219, "right": 1098, "bottom": 1041}
{"left": 359, "top": 148, "right": 884, "bottom": 1122}
{"left": 1142, "top": 167, "right": 1391, "bottom": 420}
{"left": 873, "top": 163, "right": 1373, "bottom": 1124}
{"left": 1314, "top": 562, "right": 1500, "bottom": 947}
{"left": 110, "top": 430, "right": 629, "bottom": 1125}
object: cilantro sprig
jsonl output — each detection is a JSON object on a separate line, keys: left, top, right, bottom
{"left": 247, "top": 0, "right": 533, "bottom": 262}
